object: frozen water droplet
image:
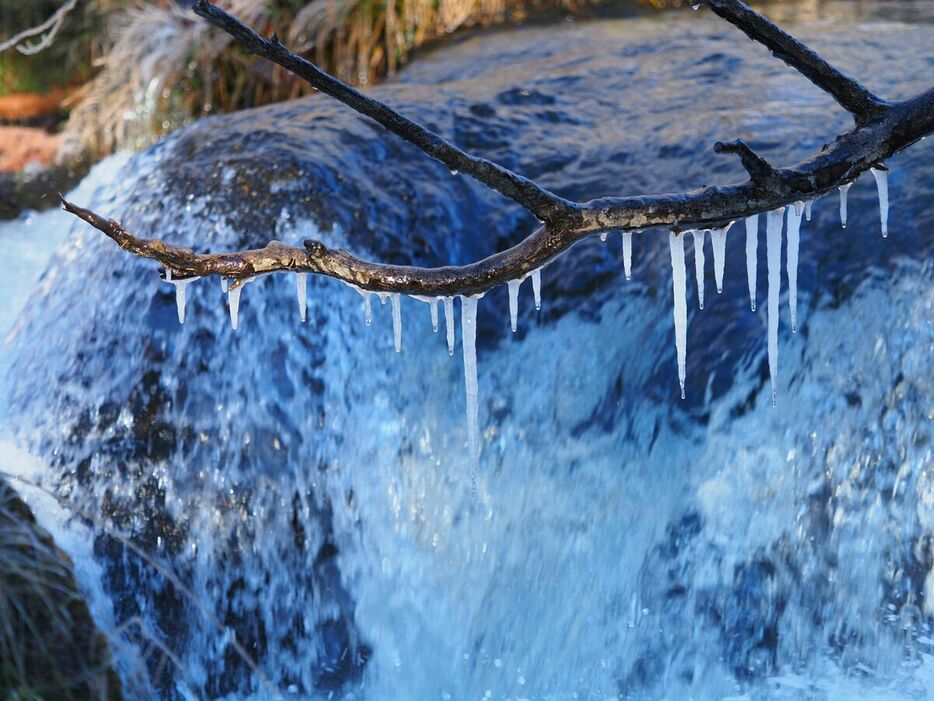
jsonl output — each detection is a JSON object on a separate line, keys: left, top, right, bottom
{"left": 507, "top": 279, "right": 520, "bottom": 333}
{"left": 450, "top": 169, "right": 459, "bottom": 176}
{"left": 600, "top": 232, "right": 608, "bottom": 242}
{"left": 766, "top": 208, "right": 784, "bottom": 405}
{"left": 295, "top": 272, "right": 307, "bottom": 323}
{"left": 804, "top": 199, "right": 813, "bottom": 222}
{"left": 390, "top": 293, "right": 402, "bottom": 352}
{"left": 378, "top": 292, "right": 389, "bottom": 305}
{"left": 622, "top": 231, "right": 633, "bottom": 281}
{"left": 444, "top": 296, "right": 455, "bottom": 355}
{"left": 710, "top": 222, "right": 732, "bottom": 294}
{"left": 430, "top": 297, "right": 439, "bottom": 332}
{"left": 839, "top": 182, "right": 852, "bottom": 228}
{"left": 870, "top": 166, "right": 889, "bottom": 237}
{"left": 461, "top": 295, "right": 481, "bottom": 490}
{"left": 745, "top": 214, "right": 758, "bottom": 312}
{"left": 531, "top": 269, "right": 542, "bottom": 310}
{"left": 669, "top": 232, "right": 688, "bottom": 399}
{"left": 786, "top": 203, "right": 802, "bottom": 333}
{"left": 691, "top": 229, "right": 706, "bottom": 309}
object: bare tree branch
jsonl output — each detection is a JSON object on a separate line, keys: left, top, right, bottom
{"left": 63, "top": 0, "right": 934, "bottom": 297}
{"left": 0, "top": 0, "right": 79, "bottom": 56}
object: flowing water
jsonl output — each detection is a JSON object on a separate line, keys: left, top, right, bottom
{"left": 1, "top": 1, "right": 933, "bottom": 699}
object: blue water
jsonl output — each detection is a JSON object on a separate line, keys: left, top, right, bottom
{"left": 1, "top": 2, "right": 933, "bottom": 699}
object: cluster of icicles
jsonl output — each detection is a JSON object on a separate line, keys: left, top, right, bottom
{"left": 161, "top": 166, "right": 889, "bottom": 475}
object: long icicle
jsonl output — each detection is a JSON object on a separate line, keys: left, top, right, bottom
{"left": 390, "top": 293, "right": 402, "bottom": 352}
{"left": 444, "top": 296, "right": 455, "bottom": 355}
{"left": 460, "top": 294, "right": 481, "bottom": 493}
{"left": 669, "top": 232, "right": 687, "bottom": 400}
{"left": 786, "top": 202, "right": 803, "bottom": 333}
{"left": 745, "top": 214, "right": 758, "bottom": 312}
{"left": 691, "top": 229, "right": 706, "bottom": 309}
{"left": 430, "top": 297, "right": 439, "bottom": 332}
{"left": 839, "top": 182, "right": 852, "bottom": 228}
{"left": 507, "top": 279, "right": 520, "bottom": 333}
{"left": 622, "top": 231, "right": 633, "bottom": 280}
{"left": 766, "top": 208, "right": 784, "bottom": 406}
{"left": 710, "top": 222, "right": 732, "bottom": 294}
{"left": 296, "top": 272, "right": 307, "bottom": 323}
{"left": 870, "top": 166, "right": 889, "bottom": 237}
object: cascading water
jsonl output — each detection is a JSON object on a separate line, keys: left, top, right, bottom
{"left": 1, "top": 3, "right": 933, "bottom": 700}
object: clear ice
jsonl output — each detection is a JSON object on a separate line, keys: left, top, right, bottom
{"left": 163, "top": 268, "right": 197, "bottom": 325}
{"left": 622, "top": 231, "right": 633, "bottom": 281}
{"left": 531, "top": 269, "right": 542, "bottom": 311}
{"left": 507, "top": 279, "right": 521, "bottom": 333}
{"left": 390, "top": 293, "right": 402, "bottom": 352}
{"left": 444, "top": 296, "right": 455, "bottom": 355}
{"left": 295, "top": 272, "right": 307, "bottom": 323}
{"left": 870, "top": 166, "right": 889, "bottom": 237}
{"left": 430, "top": 297, "right": 439, "bottom": 332}
{"left": 804, "top": 199, "right": 813, "bottom": 222}
{"left": 460, "top": 295, "right": 481, "bottom": 485}
{"left": 710, "top": 222, "right": 732, "bottom": 294}
{"left": 691, "top": 229, "right": 706, "bottom": 309}
{"left": 786, "top": 203, "right": 803, "bottom": 333}
{"left": 600, "top": 232, "right": 608, "bottom": 242}
{"left": 839, "top": 182, "right": 852, "bottom": 228}
{"left": 766, "top": 208, "right": 784, "bottom": 405}
{"left": 669, "top": 232, "right": 688, "bottom": 399}
{"left": 745, "top": 214, "right": 758, "bottom": 312}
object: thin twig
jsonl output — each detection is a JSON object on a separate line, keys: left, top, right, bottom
{"left": 0, "top": 0, "right": 79, "bottom": 56}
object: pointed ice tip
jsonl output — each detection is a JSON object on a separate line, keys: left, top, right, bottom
{"left": 751, "top": 301, "right": 756, "bottom": 312}
{"left": 841, "top": 223, "right": 846, "bottom": 229}
{"left": 625, "top": 273, "right": 631, "bottom": 281}
{"left": 699, "top": 302, "right": 704, "bottom": 310}
{"left": 717, "top": 286, "right": 722, "bottom": 294}
{"left": 680, "top": 382, "right": 686, "bottom": 400}
{"left": 771, "top": 390, "right": 777, "bottom": 408}
{"left": 882, "top": 231, "right": 888, "bottom": 238}
{"left": 792, "top": 323, "right": 797, "bottom": 333}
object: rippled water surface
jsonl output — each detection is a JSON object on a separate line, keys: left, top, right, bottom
{"left": 1, "top": 1, "right": 933, "bottom": 699}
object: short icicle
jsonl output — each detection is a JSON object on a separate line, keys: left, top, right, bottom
{"left": 507, "top": 279, "right": 521, "bottom": 333}
{"left": 444, "top": 296, "right": 455, "bottom": 355}
{"left": 363, "top": 293, "right": 372, "bottom": 325}
{"left": 668, "top": 232, "right": 688, "bottom": 400}
{"left": 228, "top": 285, "right": 242, "bottom": 330}
{"left": 786, "top": 203, "right": 803, "bottom": 333}
{"left": 691, "top": 229, "right": 706, "bottom": 309}
{"left": 622, "top": 231, "right": 633, "bottom": 280}
{"left": 745, "top": 214, "right": 758, "bottom": 312}
{"left": 870, "top": 166, "right": 889, "bottom": 237}
{"left": 766, "top": 208, "right": 784, "bottom": 406}
{"left": 220, "top": 277, "right": 228, "bottom": 293}
{"left": 531, "top": 269, "right": 542, "bottom": 311}
{"left": 163, "top": 269, "right": 197, "bottom": 325}
{"left": 390, "top": 293, "right": 402, "bottom": 352}
{"left": 804, "top": 199, "right": 813, "bottom": 222}
{"left": 295, "top": 272, "right": 307, "bottom": 323}
{"left": 710, "top": 222, "right": 732, "bottom": 294}
{"left": 839, "top": 182, "right": 852, "bottom": 228}
{"left": 600, "top": 233, "right": 608, "bottom": 242}
{"left": 460, "top": 294, "right": 481, "bottom": 492}
{"left": 430, "top": 297, "right": 439, "bottom": 332}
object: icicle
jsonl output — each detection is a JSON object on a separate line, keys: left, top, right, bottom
{"left": 228, "top": 285, "right": 242, "bottom": 330}
{"left": 839, "top": 182, "right": 852, "bottom": 228}
{"left": 430, "top": 297, "right": 439, "bottom": 332}
{"left": 804, "top": 200, "right": 813, "bottom": 222}
{"left": 220, "top": 277, "right": 228, "bottom": 293}
{"left": 870, "top": 166, "right": 889, "bottom": 237}
{"left": 786, "top": 203, "right": 802, "bottom": 333}
{"left": 507, "top": 279, "right": 521, "bottom": 333}
{"left": 745, "top": 215, "right": 758, "bottom": 312}
{"left": 531, "top": 269, "right": 542, "bottom": 311}
{"left": 710, "top": 222, "right": 732, "bottom": 294}
{"left": 600, "top": 232, "right": 608, "bottom": 242}
{"left": 766, "top": 208, "right": 784, "bottom": 406}
{"left": 668, "top": 232, "right": 688, "bottom": 399}
{"left": 295, "top": 273, "right": 307, "bottom": 323}
{"left": 390, "top": 293, "right": 402, "bottom": 352}
{"left": 162, "top": 269, "right": 197, "bottom": 325}
{"left": 691, "top": 229, "right": 706, "bottom": 309}
{"left": 444, "top": 296, "right": 455, "bottom": 355}
{"left": 460, "top": 295, "right": 481, "bottom": 488}
{"left": 363, "top": 293, "right": 372, "bottom": 325}
{"left": 622, "top": 231, "right": 633, "bottom": 280}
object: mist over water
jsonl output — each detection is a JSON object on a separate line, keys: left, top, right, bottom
{"left": 1, "top": 2, "right": 933, "bottom": 699}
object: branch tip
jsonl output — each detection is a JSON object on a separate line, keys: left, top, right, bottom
{"left": 714, "top": 139, "right": 776, "bottom": 183}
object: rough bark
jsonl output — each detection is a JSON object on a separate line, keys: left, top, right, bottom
{"left": 63, "top": 0, "right": 934, "bottom": 297}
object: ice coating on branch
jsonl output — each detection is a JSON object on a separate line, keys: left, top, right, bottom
{"left": 600, "top": 233, "right": 608, "bottom": 242}
{"left": 710, "top": 222, "right": 731, "bottom": 294}
{"left": 870, "top": 166, "right": 889, "bottom": 237}
{"left": 805, "top": 199, "right": 813, "bottom": 222}
{"left": 786, "top": 203, "right": 803, "bottom": 333}
{"left": 430, "top": 297, "right": 439, "bottom": 332}
{"left": 622, "top": 231, "right": 633, "bottom": 280}
{"left": 668, "top": 232, "right": 687, "bottom": 400}
{"left": 460, "top": 294, "right": 481, "bottom": 488}
{"left": 390, "top": 293, "right": 402, "bottom": 352}
{"left": 507, "top": 279, "right": 520, "bottom": 333}
{"left": 444, "top": 296, "right": 455, "bottom": 355}
{"left": 295, "top": 272, "right": 307, "bottom": 323}
{"left": 745, "top": 214, "right": 758, "bottom": 312}
{"left": 766, "top": 208, "right": 784, "bottom": 406}
{"left": 691, "top": 229, "right": 706, "bottom": 309}
{"left": 531, "top": 269, "right": 542, "bottom": 311}
{"left": 839, "top": 182, "right": 852, "bottom": 228}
